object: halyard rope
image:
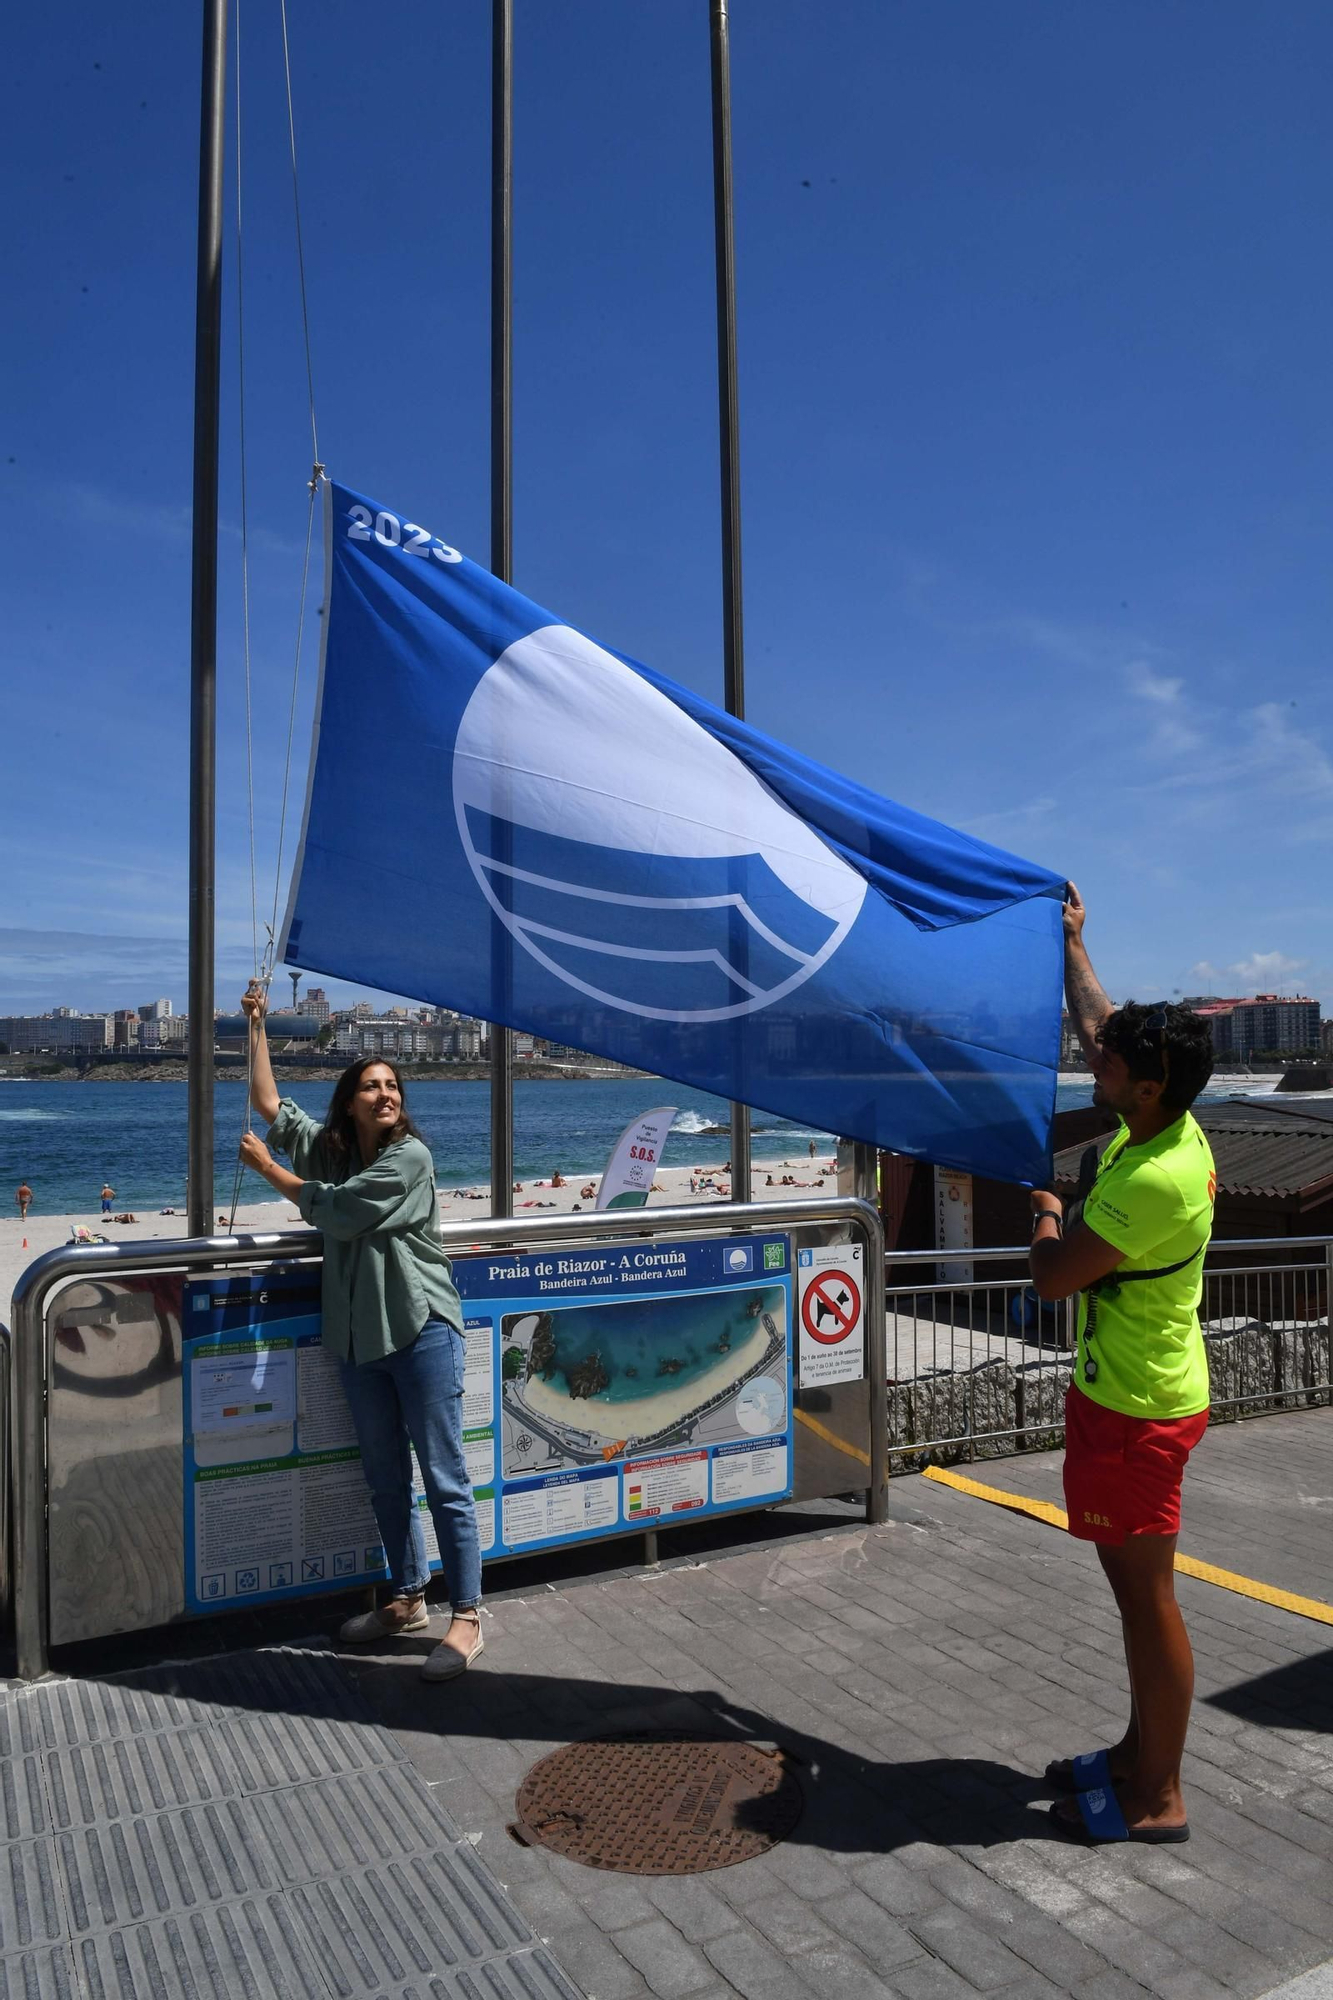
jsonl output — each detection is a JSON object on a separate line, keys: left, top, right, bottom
{"left": 225, "top": 0, "right": 255, "bottom": 1232}
{"left": 226, "top": 0, "right": 324, "bottom": 1230}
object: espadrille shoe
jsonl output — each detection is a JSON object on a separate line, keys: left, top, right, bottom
{"left": 420, "top": 1612, "right": 484, "bottom": 1682}
{"left": 338, "top": 1597, "right": 430, "bottom": 1644}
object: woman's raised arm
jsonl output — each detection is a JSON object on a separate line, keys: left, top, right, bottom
{"left": 241, "top": 982, "right": 282, "bottom": 1125}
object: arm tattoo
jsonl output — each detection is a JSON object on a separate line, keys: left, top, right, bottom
{"left": 1066, "top": 950, "right": 1113, "bottom": 1056}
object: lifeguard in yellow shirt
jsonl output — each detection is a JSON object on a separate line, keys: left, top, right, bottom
{"left": 1027, "top": 885, "right": 1217, "bottom": 1846}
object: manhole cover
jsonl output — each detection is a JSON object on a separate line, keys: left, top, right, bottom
{"left": 510, "top": 1731, "right": 803, "bottom": 1874}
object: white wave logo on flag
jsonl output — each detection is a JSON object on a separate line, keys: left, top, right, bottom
{"left": 452, "top": 625, "right": 868, "bottom": 1023}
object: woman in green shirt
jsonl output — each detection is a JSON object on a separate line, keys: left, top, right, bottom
{"left": 238, "top": 985, "right": 483, "bottom": 1681}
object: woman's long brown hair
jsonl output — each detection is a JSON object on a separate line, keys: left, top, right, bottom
{"left": 320, "top": 1057, "right": 423, "bottom": 1157}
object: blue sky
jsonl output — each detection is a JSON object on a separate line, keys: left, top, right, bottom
{"left": 3, "top": 1, "right": 1330, "bottom": 1017}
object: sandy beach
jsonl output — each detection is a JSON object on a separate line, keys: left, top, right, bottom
{"left": 2, "top": 1157, "right": 839, "bottom": 1322}
{"left": 513, "top": 1315, "right": 776, "bottom": 1443}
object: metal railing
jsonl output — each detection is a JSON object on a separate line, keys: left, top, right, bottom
{"left": 883, "top": 1234, "right": 1333, "bottom": 1468}
{"left": 9, "top": 1197, "right": 885, "bottom": 1680}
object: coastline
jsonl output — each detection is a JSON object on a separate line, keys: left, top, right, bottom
{"left": 1, "top": 1159, "right": 837, "bottom": 1318}
{"left": 513, "top": 1317, "right": 775, "bottom": 1442}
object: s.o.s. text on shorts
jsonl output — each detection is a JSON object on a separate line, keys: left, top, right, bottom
{"left": 1062, "top": 1384, "right": 1208, "bottom": 1544}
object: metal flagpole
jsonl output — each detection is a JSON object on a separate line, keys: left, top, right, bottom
{"left": 187, "top": 0, "right": 228, "bottom": 1238}
{"left": 488, "top": 0, "right": 515, "bottom": 1221}
{"left": 709, "top": 0, "right": 751, "bottom": 1204}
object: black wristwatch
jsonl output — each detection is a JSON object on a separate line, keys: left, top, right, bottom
{"left": 1031, "top": 1208, "right": 1063, "bottom": 1237}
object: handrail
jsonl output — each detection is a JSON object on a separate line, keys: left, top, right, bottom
{"left": 11, "top": 1195, "right": 884, "bottom": 1680}
{"left": 884, "top": 1233, "right": 1333, "bottom": 1267}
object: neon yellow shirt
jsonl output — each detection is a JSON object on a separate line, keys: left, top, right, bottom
{"left": 1076, "top": 1111, "right": 1215, "bottom": 1419}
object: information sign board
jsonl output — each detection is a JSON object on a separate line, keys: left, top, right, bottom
{"left": 183, "top": 1269, "right": 393, "bottom": 1611}
{"left": 456, "top": 1232, "right": 793, "bottom": 1553}
{"left": 183, "top": 1234, "right": 793, "bottom": 1611}
{"left": 796, "top": 1241, "right": 866, "bottom": 1386}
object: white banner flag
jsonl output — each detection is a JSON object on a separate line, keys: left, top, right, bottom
{"left": 595, "top": 1106, "right": 678, "bottom": 1210}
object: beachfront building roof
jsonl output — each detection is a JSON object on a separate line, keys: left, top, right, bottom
{"left": 1184, "top": 995, "right": 1322, "bottom": 1062}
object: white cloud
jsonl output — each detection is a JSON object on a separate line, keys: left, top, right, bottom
{"left": 1183, "top": 951, "right": 1310, "bottom": 997}
{"left": 1124, "top": 660, "right": 1202, "bottom": 756}
{"left": 1226, "top": 950, "right": 1309, "bottom": 992}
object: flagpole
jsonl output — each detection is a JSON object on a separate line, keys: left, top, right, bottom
{"left": 187, "top": 0, "right": 228, "bottom": 1239}
{"left": 709, "top": 0, "right": 751, "bottom": 1204}
{"left": 488, "top": 0, "right": 515, "bottom": 1222}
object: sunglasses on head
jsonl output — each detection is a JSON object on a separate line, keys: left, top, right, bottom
{"left": 1145, "top": 1006, "right": 1171, "bottom": 1093}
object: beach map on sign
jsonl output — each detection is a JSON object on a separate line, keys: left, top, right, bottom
{"left": 500, "top": 1283, "right": 787, "bottom": 1479}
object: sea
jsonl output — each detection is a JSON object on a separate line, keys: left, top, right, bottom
{"left": 0, "top": 1072, "right": 1283, "bottom": 1215}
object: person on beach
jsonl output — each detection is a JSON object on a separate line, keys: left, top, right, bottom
{"left": 101, "top": 1183, "right": 115, "bottom": 1215}
{"left": 17, "top": 1181, "right": 32, "bottom": 1220}
{"left": 237, "top": 983, "right": 483, "bottom": 1682}
{"left": 1028, "top": 883, "right": 1216, "bottom": 1846}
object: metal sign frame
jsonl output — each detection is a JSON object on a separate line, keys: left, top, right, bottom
{"left": 10, "top": 1197, "right": 885, "bottom": 1680}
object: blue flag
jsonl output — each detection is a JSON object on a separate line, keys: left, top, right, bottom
{"left": 280, "top": 481, "right": 1066, "bottom": 1183}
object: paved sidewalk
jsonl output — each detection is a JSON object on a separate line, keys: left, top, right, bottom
{"left": 332, "top": 1405, "right": 1333, "bottom": 2000}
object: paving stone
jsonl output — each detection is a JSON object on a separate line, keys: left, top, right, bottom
{"left": 1144, "top": 1907, "right": 1290, "bottom": 1990}
{"left": 535, "top": 1915, "right": 651, "bottom": 2000}
{"left": 796, "top": 1936, "right": 922, "bottom": 2000}
{"left": 1143, "top": 1972, "right": 1236, "bottom": 2000}
{"left": 997, "top": 1911, "right": 1108, "bottom": 1990}
{"left": 702, "top": 1925, "right": 816, "bottom": 2000}
{"left": 572, "top": 1875, "right": 661, "bottom": 1935}
{"left": 907, "top": 1907, "right": 1032, "bottom": 1992}
{"left": 612, "top": 1918, "right": 714, "bottom": 1998}
{"left": 1068, "top": 1912, "right": 1191, "bottom": 1991}
{"left": 890, "top": 1956, "right": 991, "bottom": 2000}
{"left": 0, "top": 1946, "right": 77, "bottom": 2000}
{"left": 1074, "top": 1971, "right": 1187, "bottom": 2000}
{"left": 741, "top": 1840, "right": 849, "bottom": 1903}
{"left": 928, "top": 1856, "right": 1032, "bottom": 1926}
{"left": 641, "top": 1877, "right": 741, "bottom": 1944}
{"left": 851, "top": 1852, "right": 948, "bottom": 1919}
{"left": 990, "top": 1973, "right": 1078, "bottom": 2000}
{"left": 501, "top": 1869, "right": 585, "bottom": 1940}
{"left": 72, "top": 1895, "right": 331, "bottom": 2000}
{"left": 744, "top": 1894, "right": 840, "bottom": 1958}
{"left": 0, "top": 1841, "right": 64, "bottom": 1954}
{"left": 819, "top": 1887, "right": 927, "bottom": 1970}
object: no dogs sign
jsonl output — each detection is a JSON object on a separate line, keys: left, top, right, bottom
{"left": 797, "top": 1242, "right": 865, "bottom": 1386}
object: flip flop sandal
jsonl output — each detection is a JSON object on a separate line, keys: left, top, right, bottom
{"left": 1044, "top": 1748, "right": 1113, "bottom": 1794}
{"left": 1050, "top": 1784, "right": 1190, "bottom": 1846}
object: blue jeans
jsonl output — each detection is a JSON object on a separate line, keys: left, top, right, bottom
{"left": 338, "top": 1318, "right": 482, "bottom": 1609}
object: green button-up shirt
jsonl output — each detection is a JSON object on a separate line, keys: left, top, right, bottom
{"left": 267, "top": 1098, "right": 463, "bottom": 1365}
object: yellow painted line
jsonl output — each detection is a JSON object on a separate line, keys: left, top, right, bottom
{"left": 794, "top": 1407, "right": 872, "bottom": 1468}
{"left": 1172, "top": 1552, "right": 1333, "bottom": 1624}
{"left": 921, "top": 1464, "right": 1333, "bottom": 1627}
{"left": 922, "top": 1463, "right": 1071, "bottom": 1531}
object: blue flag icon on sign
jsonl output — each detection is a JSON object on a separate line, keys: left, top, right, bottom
{"left": 279, "top": 481, "right": 1066, "bottom": 1184}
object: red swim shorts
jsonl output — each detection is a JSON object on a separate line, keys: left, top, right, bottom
{"left": 1062, "top": 1385, "right": 1208, "bottom": 1544}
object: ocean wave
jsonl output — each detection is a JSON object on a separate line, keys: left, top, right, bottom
{"left": 672, "top": 1109, "right": 810, "bottom": 1137}
{"left": 0, "top": 1108, "right": 71, "bottom": 1121}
